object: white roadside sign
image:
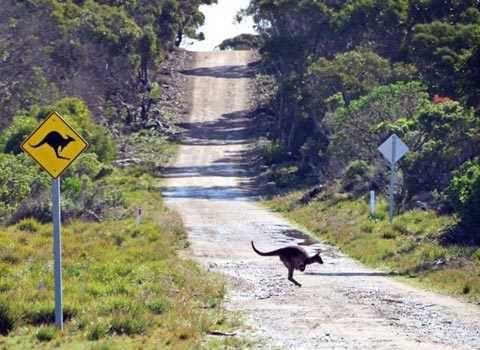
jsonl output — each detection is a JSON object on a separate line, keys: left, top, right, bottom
{"left": 378, "top": 134, "right": 409, "bottom": 165}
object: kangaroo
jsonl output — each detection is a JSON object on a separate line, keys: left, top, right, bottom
{"left": 251, "top": 241, "right": 323, "bottom": 287}
{"left": 30, "top": 131, "right": 75, "bottom": 160}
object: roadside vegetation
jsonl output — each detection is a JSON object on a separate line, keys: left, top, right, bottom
{"left": 242, "top": 1, "right": 480, "bottom": 301}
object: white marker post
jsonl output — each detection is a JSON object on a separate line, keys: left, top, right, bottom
{"left": 370, "top": 190, "right": 376, "bottom": 217}
{"left": 52, "top": 178, "right": 63, "bottom": 330}
{"left": 136, "top": 207, "right": 143, "bottom": 225}
{"left": 378, "top": 134, "right": 409, "bottom": 223}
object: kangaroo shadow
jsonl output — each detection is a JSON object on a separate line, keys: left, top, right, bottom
{"left": 304, "top": 272, "right": 398, "bottom": 277}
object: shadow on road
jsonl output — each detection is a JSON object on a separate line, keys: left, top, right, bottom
{"left": 180, "top": 65, "right": 255, "bottom": 79}
{"left": 177, "top": 111, "right": 253, "bottom": 146}
{"left": 162, "top": 103, "right": 258, "bottom": 199}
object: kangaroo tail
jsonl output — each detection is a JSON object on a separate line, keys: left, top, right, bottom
{"left": 29, "top": 140, "right": 44, "bottom": 148}
{"left": 251, "top": 241, "right": 280, "bottom": 256}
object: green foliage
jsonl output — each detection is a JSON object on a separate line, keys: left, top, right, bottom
{"left": 261, "top": 140, "right": 284, "bottom": 165}
{"left": 329, "top": 81, "right": 428, "bottom": 163}
{"left": 271, "top": 165, "right": 299, "bottom": 188}
{"left": 0, "top": 154, "right": 49, "bottom": 220}
{"left": 341, "top": 160, "right": 374, "bottom": 195}
{"left": 147, "top": 299, "right": 170, "bottom": 315}
{"left": 15, "top": 218, "right": 41, "bottom": 233}
{"left": 447, "top": 160, "right": 480, "bottom": 229}
{"left": 35, "top": 326, "right": 57, "bottom": 342}
{"left": 219, "top": 34, "right": 261, "bottom": 50}
{"left": 402, "top": 102, "right": 480, "bottom": 196}
{"left": 410, "top": 10, "right": 480, "bottom": 101}
{"left": 0, "top": 116, "right": 38, "bottom": 154}
{"left": 308, "top": 49, "right": 417, "bottom": 106}
{"left": 88, "top": 322, "right": 110, "bottom": 341}
{"left": 0, "top": 0, "right": 217, "bottom": 128}
{"left": 250, "top": 0, "right": 480, "bottom": 222}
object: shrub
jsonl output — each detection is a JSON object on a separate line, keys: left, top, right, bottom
{"left": 271, "top": 165, "right": 299, "bottom": 187}
{"left": 341, "top": 160, "right": 374, "bottom": 195}
{"left": 16, "top": 218, "right": 41, "bottom": 233}
{"left": 88, "top": 322, "right": 110, "bottom": 340}
{"left": 261, "top": 140, "right": 284, "bottom": 165}
{"left": 0, "top": 154, "right": 49, "bottom": 220}
{"left": 147, "top": 299, "right": 170, "bottom": 315}
{"left": 110, "top": 314, "right": 147, "bottom": 335}
{"left": 473, "top": 249, "right": 480, "bottom": 262}
{"left": 36, "top": 326, "right": 57, "bottom": 342}
{"left": 402, "top": 102, "right": 480, "bottom": 197}
{"left": 447, "top": 161, "right": 480, "bottom": 232}
{"left": 0, "top": 116, "right": 38, "bottom": 154}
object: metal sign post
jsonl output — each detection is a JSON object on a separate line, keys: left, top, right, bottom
{"left": 378, "top": 134, "right": 409, "bottom": 223}
{"left": 388, "top": 135, "right": 397, "bottom": 223}
{"left": 52, "top": 178, "right": 63, "bottom": 330}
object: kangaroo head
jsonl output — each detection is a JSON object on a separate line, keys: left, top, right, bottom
{"left": 314, "top": 252, "right": 324, "bottom": 264}
{"left": 67, "top": 135, "right": 75, "bottom": 143}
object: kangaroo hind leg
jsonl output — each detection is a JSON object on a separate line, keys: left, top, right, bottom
{"left": 54, "top": 147, "right": 70, "bottom": 160}
{"left": 288, "top": 267, "right": 301, "bottom": 287}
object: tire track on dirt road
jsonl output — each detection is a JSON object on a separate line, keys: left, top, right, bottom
{"left": 163, "top": 51, "right": 480, "bottom": 349}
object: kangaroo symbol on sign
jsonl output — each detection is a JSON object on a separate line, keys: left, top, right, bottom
{"left": 29, "top": 131, "right": 75, "bottom": 160}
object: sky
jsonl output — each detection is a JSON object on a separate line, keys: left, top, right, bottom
{"left": 181, "top": 0, "right": 256, "bottom": 52}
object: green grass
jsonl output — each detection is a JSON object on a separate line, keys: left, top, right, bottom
{"left": 0, "top": 166, "right": 247, "bottom": 349}
{"left": 264, "top": 190, "right": 480, "bottom": 303}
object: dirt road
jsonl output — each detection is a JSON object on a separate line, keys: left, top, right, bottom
{"left": 163, "top": 51, "right": 480, "bottom": 349}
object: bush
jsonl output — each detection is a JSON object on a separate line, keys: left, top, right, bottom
{"left": 0, "top": 154, "right": 49, "bottom": 220}
{"left": 110, "top": 314, "right": 147, "bottom": 335}
{"left": 88, "top": 322, "right": 110, "bottom": 340}
{"left": 271, "top": 165, "right": 299, "bottom": 187}
{"left": 16, "top": 218, "right": 41, "bottom": 233}
{"left": 402, "top": 102, "right": 480, "bottom": 197}
{"left": 0, "top": 116, "right": 38, "bottom": 154}
{"left": 447, "top": 161, "right": 480, "bottom": 231}
{"left": 147, "top": 299, "right": 170, "bottom": 315}
{"left": 36, "top": 326, "right": 57, "bottom": 342}
{"left": 341, "top": 160, "right": 374, "bottom": 195}
{"left": 261, "top": 140, "right": 284, "bottom": 165}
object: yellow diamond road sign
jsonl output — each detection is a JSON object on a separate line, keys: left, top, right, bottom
{"left": 21, "top": 111, "right": 88, "bottom": 179}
